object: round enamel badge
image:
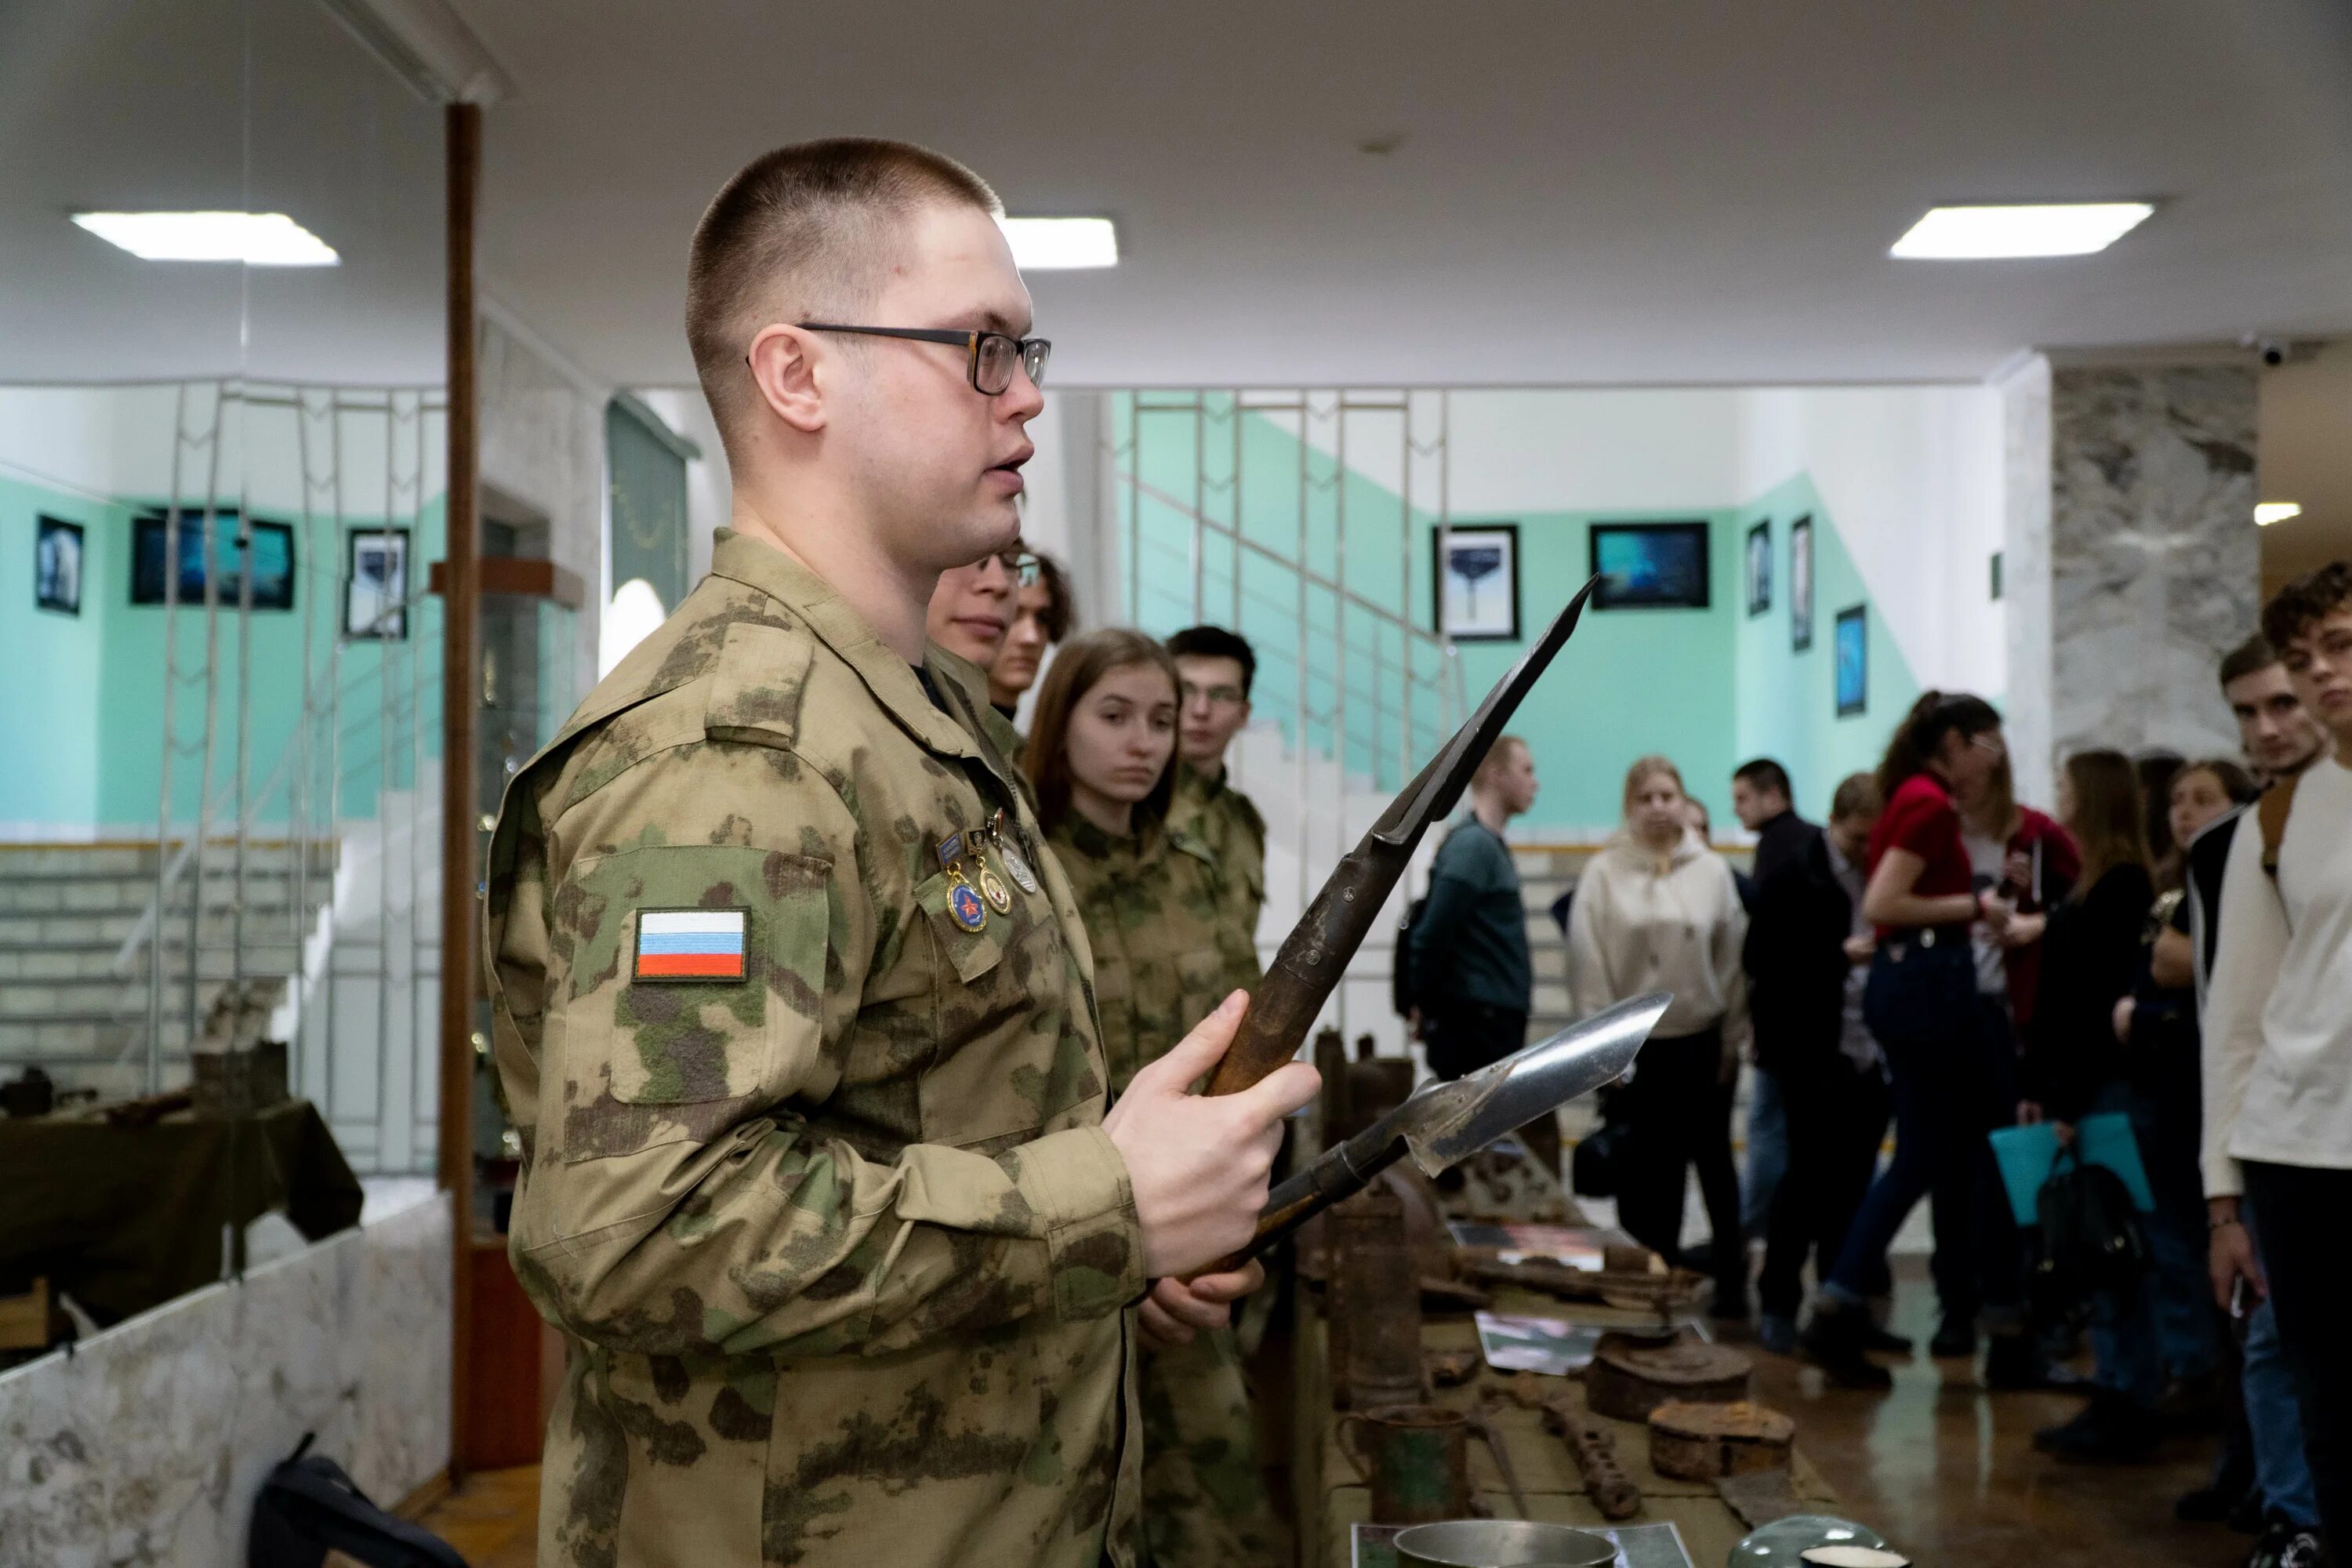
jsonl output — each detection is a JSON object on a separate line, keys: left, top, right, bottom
{"left": 949, "top": 882, "right": 989, "bottom": 931}
{"left": 978, "top": 865, "right": 1013, "bottom": 914}
{"left": 1001, "top": 843, "right": 1040, "bottom": 894}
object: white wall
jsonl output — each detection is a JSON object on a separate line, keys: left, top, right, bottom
{"left": 1733, "top": 383, "right": 2007, "bottom": 701}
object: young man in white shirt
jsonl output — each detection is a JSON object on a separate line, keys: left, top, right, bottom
{"left": 2205, "top": 561, "right": 2352, "bottom": 1555}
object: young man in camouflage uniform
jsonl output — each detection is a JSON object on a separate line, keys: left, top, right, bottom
{"left": 1166, "top": 626, "right": 1268, "bottom": 951}
{"left": 481, "top": 140, "right": 1316, "bottom": 1568}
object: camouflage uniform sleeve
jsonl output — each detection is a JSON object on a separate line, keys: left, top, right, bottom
{"left": 506, "top": 741, "right": 1144, "bottom": 1363}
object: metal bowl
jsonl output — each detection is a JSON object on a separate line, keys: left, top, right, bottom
{"left": 1393, "top": 1519, "right": 1618, "bottom": 1568}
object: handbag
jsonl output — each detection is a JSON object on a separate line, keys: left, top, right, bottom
{"left": 2028, "top": 1147, "right": 2149, "bottom": 1329}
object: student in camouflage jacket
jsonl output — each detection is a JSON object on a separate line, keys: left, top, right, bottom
{"left": 1022, "top": 629, "right": 1283, "bottom": 1568}
{"left": 482, "top": 140, "right": 1314, "bottom": 1568}
{"left": 1167, "top": 626, "right": 1269, "bottom": 954}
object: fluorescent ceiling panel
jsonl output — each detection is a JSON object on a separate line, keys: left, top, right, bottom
{"left": 2255, "top": 502, "right": 2303, "bottom": 526}
{"left": 1000, "top": 216, "right": 1118, "bottom": 270}
{"left": 71, "top": 211, "right": 340, "bottom": 266}
{"left": 1890, "top": 202, "right": 2154, "bottom": 260}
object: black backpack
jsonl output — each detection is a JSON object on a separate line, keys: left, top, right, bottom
{"left": 249, "top": 1434, "right": 470, "bottom": 1568}
{"left": 2029, "top": 1149, "right": 2149, "bottom": 1328}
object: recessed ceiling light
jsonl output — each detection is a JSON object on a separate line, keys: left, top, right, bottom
{"left": 1890, "top": 202, "right": 2154, "bottom": 260}
{"left": 2255, "top": 502, "right": 2303, "bottom": 526}
{"left": 999, "top": 216, "right": 1117, "bottom": 270}
{"left": 71, "top": 211, "right": 339, "bottom": 266}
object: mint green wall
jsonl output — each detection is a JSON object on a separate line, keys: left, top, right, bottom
{"left": 1731, "top": 476, "right": 1920, "bottom": 822}
{"left": 0, "top": 470, "right": 448, "bottom": 834}
{"left": 1425, "top": 510, "right": 1743, "bottom": 835}
{"left": 1118, "top": 397, "right": 1920, "bottom": 837}
{"left": 0, "top": 477, "right": 125, "bottom": 829}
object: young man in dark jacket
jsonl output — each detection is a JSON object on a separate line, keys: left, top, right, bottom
{"left": 1751, "top": 773, "right": 1902, "bottom": 1355}
{"left": 1733, "top": 758, "right": 1818, "bottom": 1240}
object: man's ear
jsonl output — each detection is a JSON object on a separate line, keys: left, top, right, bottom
{"left": 746, "top": 325, "right": 828, "bottom": 434}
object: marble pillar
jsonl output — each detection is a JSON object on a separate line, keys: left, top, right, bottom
{"left": 2000, "top": 356, "right": 2056, "bottom": 806}
{"left": 0, "top": 1192, "right": 451, "bottom": 1568}
{"left": 2047, "top": 364, "right": 2259, "bottom": 774}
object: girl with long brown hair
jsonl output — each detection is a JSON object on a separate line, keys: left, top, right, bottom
{"left": 1019, "top": 628, "right": 1277, "bottom": 1567}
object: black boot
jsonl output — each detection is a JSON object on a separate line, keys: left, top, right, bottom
{"left": 2033, "top": 1390, "right": 2160, "bottom": 1462}
{"left": 1984, "top": 1330, "right": 2051, "bottom": 1391}
{"left": 1929, "top": 1314, "right": 1976, "bottom": 1358}
{"left": 1801, "top": 1301, "right": 1893, "bottom": 1389}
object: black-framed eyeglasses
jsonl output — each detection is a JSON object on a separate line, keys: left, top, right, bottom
{"left": 796, "top": 323, "right": 1051, "bottom": 395}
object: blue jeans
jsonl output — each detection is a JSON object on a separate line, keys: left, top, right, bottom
{"left": 1743, "top": 1066, "right": 1788, "bottom": 1241}
{"left": 2244, "top": 1203, "right": 2321, "bottom": 1528}
{"left": 2086, "top": 1080, "right": 2221, "bottom": 1406}
{"left": 1824, "top": 935, "right": 2022, "bottom": 1325}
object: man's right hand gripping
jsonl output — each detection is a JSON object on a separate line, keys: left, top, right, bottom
{"left": 1102, "top": 989, "right": 1319, "bottom": 1348}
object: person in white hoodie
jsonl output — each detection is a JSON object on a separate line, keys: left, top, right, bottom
{"left": 2205, "top": 561, "right": 2352, "bottom": 1554}
{"left": 1569, "top": 755, "right": 1753, "bottom": 1318}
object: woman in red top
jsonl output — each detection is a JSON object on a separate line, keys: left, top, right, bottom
{"left": 1802, "top": 691, "right": 2040, "bottom": 1389}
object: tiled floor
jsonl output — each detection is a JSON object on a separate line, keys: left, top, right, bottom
{"left": 422, "top": 1259, "right": 2252, "bottom": 1566}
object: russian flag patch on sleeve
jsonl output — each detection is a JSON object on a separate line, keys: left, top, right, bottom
{"left": 633, "top": 909, "right": 749, "bottom": 982}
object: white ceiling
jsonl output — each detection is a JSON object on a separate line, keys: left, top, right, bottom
{"left": 454, "top": 0, "right": 2352, "bottom": 389}
{"left": 3, "top": 0, "right": 2350, "bottom": 394}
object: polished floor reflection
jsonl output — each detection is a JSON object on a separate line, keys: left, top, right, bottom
{"left": 1746, "top": 1257, "right": 2245, "bottom": 1568}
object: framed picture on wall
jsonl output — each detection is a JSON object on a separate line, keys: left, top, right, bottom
{"left": 344, "top": 528, "right": 411, "bottom": 641}
{"left": 1433, "top": 524, "right": 1521, "bottom": 641}
{"left": 1790, "top": 514, "right": 1815, "bottom": 652}
{"left": 35, "top": 517, "right": 83, "bottom": 616}
{"left": 1589, "top": 521, "right": 1711, "bottom": 610}
{"left": 1835, "top": 604, "right": 1868, "bottom": 717}
{"left": 1744, "top": 520, "right": 1771, "bottom": 617}
{"left": 130, "top": 511, "right": 296, "bottom": 610}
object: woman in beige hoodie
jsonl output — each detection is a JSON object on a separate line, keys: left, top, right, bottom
{"left": 1569, "top": 755, "right": 1754, "bottom": 1317}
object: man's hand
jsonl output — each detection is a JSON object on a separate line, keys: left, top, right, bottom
{"left": 1102, "top": 990, "right": 1320, "bottom": 1280}
{"left": 2112, "top": 996, "right": 2136, "bottom": 1044}
{"left": 1136, "top": 1265, "right": 1263, "bottom": 1351}
{"left": 2209, "top": 1200, "right": 2265, "bottom": 1311}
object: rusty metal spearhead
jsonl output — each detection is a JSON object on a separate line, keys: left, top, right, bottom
{"left": 1203, "top": 575, "right": 1600, "bottom": 1098}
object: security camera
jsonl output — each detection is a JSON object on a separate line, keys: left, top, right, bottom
{"left": 2258, "top": 339, "right": 2289, "bottom": 367}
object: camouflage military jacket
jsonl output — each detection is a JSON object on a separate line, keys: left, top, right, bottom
{"left": 1047, "top": 812, "right": 1261, "bottom": 1098}
{"left": 1169, "top": 764, "right": 1268, "bottom": 953}
{"left": 483, "top": 530, "right": 1144, "bottom": 1568}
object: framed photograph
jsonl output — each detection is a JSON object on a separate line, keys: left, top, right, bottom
{"left": 131, "top": 510, "right": 295, "bottom": 610}
{"left": 1744, "top": 519, "right": 1771, "bottom": 617}
{"left": 1590, "top": 521, "right": 1710, "bottom": 610}
{"left": 1789, "top": 514, "right": 1815, "bottom": 652}
{"left": 35, "top": 517, "right": 83, "bottom": 615}
{"left": 1835, "top": 604, "right": 1868, "bottom": 717}
{"left": 344, "top": 528, "right": 411, "bottom": 641}
{"left": 1433, "top": 523, "right": 1520, "bottom": 641}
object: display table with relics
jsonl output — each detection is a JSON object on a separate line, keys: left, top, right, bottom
{"left": 0, "top": 1095, "right": 361, "bottom": 1330}
{"left": 1290, "top": 1143, "right": 1844, "bottom": 1568}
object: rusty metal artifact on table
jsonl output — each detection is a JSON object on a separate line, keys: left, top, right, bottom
{"left": 1203, "top": 579, "right": 1599, "bottom": 1101}
{"left": 1461, "top": 1254, "right": 1711, "bottom": 1316}
{"left": 1465, "top": 1397, "right": 1531, "bottom": 1520}
{"left": 1507, "top": 1372, "right": 1643, "bottom": 1521}
{"left": 1646, "top": 1399, "right": 1796, "bottom": 1481}
{"left": 1330, "top": 1182, "right": 1424, "bottom": 1412}
{"left": 1584, "top": 1329, "right": 1754, "bottom": 1422}
{"left": 1243, "top": 996, "right": 1667, "bottom": 1269}
{"left": 1338, "top": 1402, "right": 1472, "bottom": 1526}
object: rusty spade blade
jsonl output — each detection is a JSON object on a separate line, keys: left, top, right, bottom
{"left": 1240, "top": 993, "right": 1669, "bottom": 1265}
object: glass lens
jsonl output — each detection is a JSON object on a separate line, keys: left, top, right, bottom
{"left": 1023, "top": 337, "right": 1052, "bottom": 389}
{"left": 974, "top": 332, "right": 1017, "bottom": 394}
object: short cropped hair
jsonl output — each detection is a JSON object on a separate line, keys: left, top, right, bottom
{"left": 2217, "top": 634, "right": 2280, "bottom": 691}
{"left": 1164, "top": 625, "right": 1257, "bottom": 698}
{"left": 687, "top": 138, "right": 1001, "bottom": 437}
{"left": 1732, "top": 757, "right": 1792, "bottom": 802}
{"left": 2261, "top": 562, "right": 2352, "bottom": 652}
{"left": 1829, "top": 771, "right": 1880, "bottom": 824}
{"left": 1474, "top": 735, "right": 1530, "bottom": 787}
